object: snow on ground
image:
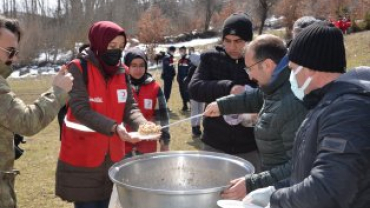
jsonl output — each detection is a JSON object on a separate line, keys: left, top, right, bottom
{"left": 155, "top": 37, "right": 220, "bottom": 52}
{"left": 136, "top": 37, "right": 220, "bottom": 54}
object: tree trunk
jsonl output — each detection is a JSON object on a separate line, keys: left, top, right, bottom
{"left": 12, "top": 0, "right": 16, "bottom": 17}
{"left": 204, "top": 0, "right": 212, "bottom": 32}
{"left": 258, "top": 0, "right": 268, "bottom": 35}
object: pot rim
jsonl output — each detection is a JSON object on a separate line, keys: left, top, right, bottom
{"left": 109, "top": 151, "right": 255, "bottom": 195}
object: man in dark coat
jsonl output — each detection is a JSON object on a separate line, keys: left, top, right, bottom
{"left": 245, "top": 21, "right": 370, "bottom": 208}
{"left": 188, "top": 13, "right": 259, "bottom": 169}
{"left": 161, "top": 46, "right": 176, "bottom": 102}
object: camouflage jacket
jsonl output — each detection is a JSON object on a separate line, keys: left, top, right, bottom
{"left": 0, "top": 71, "right": 68, "bottom": 207}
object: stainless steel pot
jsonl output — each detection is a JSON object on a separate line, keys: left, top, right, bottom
{"left": 109, "top": 151, "right": 255, "bottom": 208}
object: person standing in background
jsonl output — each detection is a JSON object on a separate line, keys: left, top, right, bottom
{"left": 124, "top": 47, "right": 171, "bottom": 156}
{"left": 184, "top": 49, "right": 204, "bottom": 137}
{"left": 177, "top": 46, "right": 191, "bottom": 111}
{"left": 161, "top": 46, "right": 176, "bottom": 102}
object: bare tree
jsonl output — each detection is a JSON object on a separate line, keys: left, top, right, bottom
{"left": 138, "top": 6, "right": 169, "bottom": 43}
{"left": 198, "top": 0, "right": 223, "bottom": 32}
{"left": 212, "top": 0, "right": 238, "bottom": 29}
{"left": 256, "top": 0, "right": 279, "bottom": 35}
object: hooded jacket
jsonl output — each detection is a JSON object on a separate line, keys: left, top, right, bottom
{"left": 188, "top": 46, "right": 257, "bottom": 154}
{"left": 0, "top": 64, "right": 68, "bottom": 208}
{"left": 217, "top": 57, "right": 307, "bottom": 191}
{"left": 124, "top": 48, "right": 171, "bottom": 154}
{"left": 271, "top": 67, "right": 370, "bottom": 208}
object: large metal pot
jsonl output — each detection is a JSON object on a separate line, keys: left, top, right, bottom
{"left": 109, "top": 151, "right": 255, "bottom": 208}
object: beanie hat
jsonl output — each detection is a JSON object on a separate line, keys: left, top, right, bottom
{"left": 222, "top": 13, "right": 253, "bottom": 42}
{"left": 124, "top": 47, "right": 147, "bottom": 71}
{"left": 289, "top": 21, "right": 346, "bottom": 73}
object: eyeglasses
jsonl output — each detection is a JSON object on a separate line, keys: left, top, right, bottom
{"left": 0, "top": 46, "right": 19, "bottom": 59}
{"left": 244, "top": 59, "right": 265, "bottom": 73}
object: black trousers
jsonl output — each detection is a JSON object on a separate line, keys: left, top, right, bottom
{"left": 177, "top": 77, "right": 189, "bottom": 104}
{"left": 163, "top": 77, "right": 173, "bottom": 102}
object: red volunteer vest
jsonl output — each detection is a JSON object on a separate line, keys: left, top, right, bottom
{"left": 60, "top": 60, "right": 128, "bottom": 167}
{"left": 125, "top": 81, "right": 160, "bottom": 154}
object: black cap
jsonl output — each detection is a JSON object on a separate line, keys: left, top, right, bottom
{"left": 124, "top": 47, "right": 147, "bottom": 71}
{"left": 289, "top": 21, "right": 346, "bottom": 73}
{"left": 222, "top": 13, "right": 253, "bottom": 42}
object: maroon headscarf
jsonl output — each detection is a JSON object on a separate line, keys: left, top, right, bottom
{"left": 88, "top": 21, "right": 126, "bottom": 76}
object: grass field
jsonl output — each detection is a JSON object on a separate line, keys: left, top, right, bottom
{"left": 10, "top": 30, "right": 370, "bottom": 208}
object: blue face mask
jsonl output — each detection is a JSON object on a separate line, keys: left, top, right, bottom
{"left": 289, "top": 66, "right": 312, "bottom": 100}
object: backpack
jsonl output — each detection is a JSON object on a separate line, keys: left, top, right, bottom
{"left": 57, "top": 58, "right": 88, "bottom": 140}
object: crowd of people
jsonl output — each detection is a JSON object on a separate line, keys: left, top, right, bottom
{"left": 0, "top": 10, "right": 369, "bottom": 208}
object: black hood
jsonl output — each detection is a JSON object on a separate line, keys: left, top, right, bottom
{"left": 124, "top": 47, "right": 147, "bottom": 71}
{"left": 327, "top": 66, "right": 370, "bottom": 101}
{"left": 335, "top": 66, "right": 370, "bottom": 92}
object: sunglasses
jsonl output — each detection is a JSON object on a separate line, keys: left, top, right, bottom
{"left": 0, "top": 46, "right": 19, "bottom": 59}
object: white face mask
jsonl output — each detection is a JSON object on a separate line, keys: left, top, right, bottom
{"left": 289, "top": 66, "right": 312, "bottom": 100}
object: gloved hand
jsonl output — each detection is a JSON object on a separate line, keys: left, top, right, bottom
{"left": 242, "top": 186, "right": 275, "bottom": 207}
{"left": 14, "top": 134, "right": 26, "bottom": 160}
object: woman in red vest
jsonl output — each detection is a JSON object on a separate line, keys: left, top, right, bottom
{"left": 56, "top": 21, "right": 149, "bottom": 208}
{"left": 123, "top": 47, "right": 171, "bottom": 157}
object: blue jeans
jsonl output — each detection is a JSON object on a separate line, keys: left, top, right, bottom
{"left": 74, "top": 198, "right": 110, "bottom": 208}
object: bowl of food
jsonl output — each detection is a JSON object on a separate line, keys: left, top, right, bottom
{"left": 109, "top": 151, "right": 255, "bottom": 208}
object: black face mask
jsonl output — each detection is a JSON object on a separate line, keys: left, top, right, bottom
{"left": 101, "top": 49, "right": 122, "bottom": 66}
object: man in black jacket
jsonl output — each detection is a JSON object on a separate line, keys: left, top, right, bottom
{"left": 189, "top": 13, "right": 259, "bottom": 169}
{"left": 245, "top": 21, "right": 370, "bottom": 208}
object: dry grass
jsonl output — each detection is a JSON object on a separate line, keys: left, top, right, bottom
{"left": 344, "top": 31, "right": 370, "bottom": 68}
{"left": 9, "top": 30, "right": 370, "bottom": 208}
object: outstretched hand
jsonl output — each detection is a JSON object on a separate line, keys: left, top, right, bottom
{"left": 116, "top": 124, "right": 140, "bottom": 144}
